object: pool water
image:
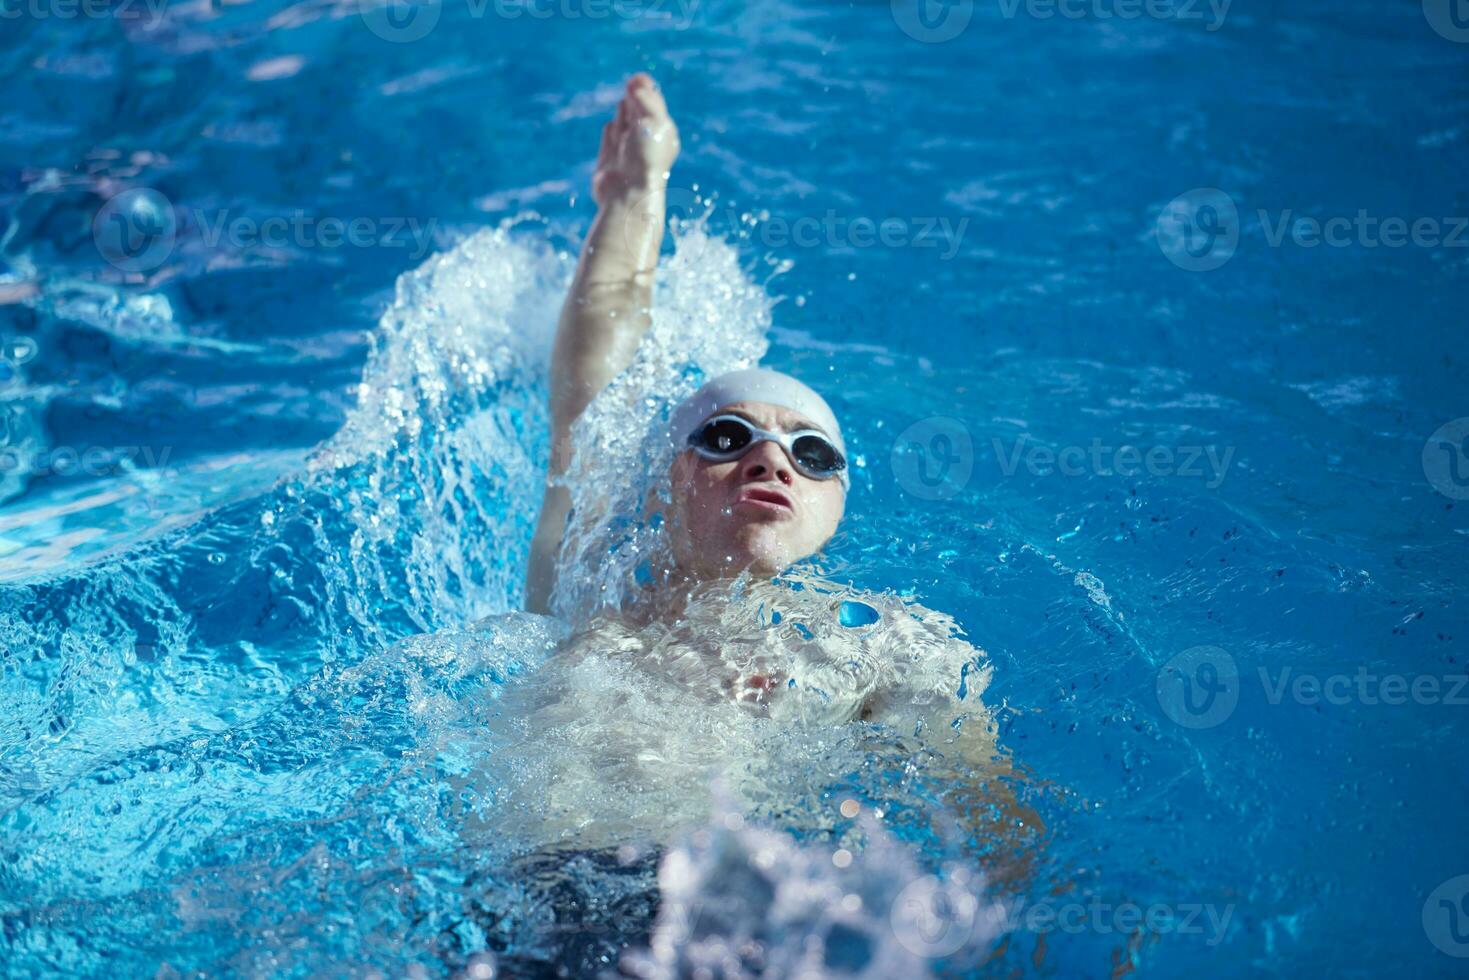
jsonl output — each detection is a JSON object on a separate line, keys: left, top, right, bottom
{"left": 3, "top": 0, "right": 1468, "bottom": 976}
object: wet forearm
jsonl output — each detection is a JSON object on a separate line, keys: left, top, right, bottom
{"left": 549, "top": 189, "right": 666, "bottom": 467}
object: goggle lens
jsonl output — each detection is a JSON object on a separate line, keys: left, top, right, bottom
{"left": 689, "top": 416, "right": 846, "bottom": 481}
{"left": 792, "top": 434, "right": 842, "bottom": 475}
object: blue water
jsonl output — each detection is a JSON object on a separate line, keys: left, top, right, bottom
{"left": 3, "top": 0, "right": 1469, "bottom": 976}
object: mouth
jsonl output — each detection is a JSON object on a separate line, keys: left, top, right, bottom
{"left": 733, "top": 486, "right": 795, "bottom": 515}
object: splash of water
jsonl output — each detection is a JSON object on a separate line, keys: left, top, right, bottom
{"left": 621, "top": 804, "right": 1005, "bottom": 979}
{"left": 551, "top": 220, "right": 773, "bottom": 623}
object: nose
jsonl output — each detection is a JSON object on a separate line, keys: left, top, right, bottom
{"left": 740, "top": 439, "right": 794, "bottom": 486}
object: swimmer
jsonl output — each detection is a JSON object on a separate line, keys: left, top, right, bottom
{"left": 525, "top": 73, "right": 844, "bottom": 621}
{"left": 523, "top": 74, "right": 959, "bottom": 712}
{"left": 513, "top": 76, "right": 1037, "bottom": 872}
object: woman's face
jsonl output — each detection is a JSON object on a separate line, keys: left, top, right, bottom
{"left": 666, "top": 400, "right": 846, "bottom": 580}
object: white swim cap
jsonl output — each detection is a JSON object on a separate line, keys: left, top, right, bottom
{"left": 669, "top": 367, "right": 847, "bottom": 484}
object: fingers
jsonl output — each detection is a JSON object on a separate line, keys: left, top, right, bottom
{"left": 632, "top": 79, "right": 669, "bottom": 120}
{"left": 597, "top": 120, "right": 615, "bottom": 161}
{"left": 614, "top": 73, "right": 669, "bottom": 125}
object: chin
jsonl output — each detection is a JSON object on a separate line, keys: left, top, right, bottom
{"left": 728, "top": 527, "right": 804, "bottom": 576}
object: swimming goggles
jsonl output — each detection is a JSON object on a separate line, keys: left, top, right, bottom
{"left": 686, "top": 414, "right": 847, "bottom": 482}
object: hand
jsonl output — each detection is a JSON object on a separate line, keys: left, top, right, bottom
{"left": 592, "top": 74, "right": 681, "bottom": 208}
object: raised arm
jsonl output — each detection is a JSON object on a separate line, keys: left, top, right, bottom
{"left": 526, "top": 74, "right": 680, "bottom": 614}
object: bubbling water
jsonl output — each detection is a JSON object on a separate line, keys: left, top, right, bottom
{"left": 0, "top": 216, "right": 1008, "bottom": 976}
